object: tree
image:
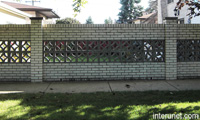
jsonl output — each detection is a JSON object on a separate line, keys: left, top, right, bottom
{"left": 72, "top": 0, "right": 88, "bottom": 17}
{"left": 56, "top": 17, "right": 81, "bottom": 24}
{"left": 86, "top": 16, "right": 94, "bottom": 24}
{"left": 104, "top": 17, "right": 113, "bottom": 24}
{"left": 118, "top": 0, "right": 143, "bottom": 24}
{"left": 174, "top": 0, "right": 200, "bottom": 20}
{"left": 145, "top": 0, "right": 157, "bottom": 14}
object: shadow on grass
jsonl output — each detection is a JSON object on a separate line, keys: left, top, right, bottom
{"left": 0, "top": 91, "right": 200, "bottom": 120}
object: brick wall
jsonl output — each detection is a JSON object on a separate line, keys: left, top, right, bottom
{"left": 165, "top": 18, "right": 177, "bottom": 80}
{"left": 0, "top": 25, "right": 30, "bottom": 40}
{"left": 0, "top": 64, "right": 31, "bottom": 81}
{"left": 0, "top": 17, "right": 200, "bottom": 82}
{"left": 43, "top": 24, "right": 165, "bottom": 41}
{"left": 0, "top": 25, "right": 31, "bottom": 82}
{"left": 178, "top": 62, "right": 200, "bottom": 79}
{"left": 43, "top": 63, "right": 165, "bottom": 81}
{"left": 177, "top": 24, "right": 200, "bottom": 40}
{"left": 42, "top": 24, "right": 166, "bottom": 81}
{"left": 177, "top": 24, "right": 200, "bottom": 79}
{"left": 30, "top": 18, "right": 43, "bottom": 82}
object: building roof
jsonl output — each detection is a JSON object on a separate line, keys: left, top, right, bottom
{"left": 1, "top": 1, "right": 59, "bottom": 18}
{"left": 138, "top": 13, "right": 155, "bottom": 19}
{"left": 133, "top": 12, "right": 157, "bottom": 24}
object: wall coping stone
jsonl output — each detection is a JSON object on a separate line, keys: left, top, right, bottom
{"left": 164, "top": 17, "right": 178, "bottom": 20}
{"left": 30, "top": 17, "right": 43, "bottom": 20}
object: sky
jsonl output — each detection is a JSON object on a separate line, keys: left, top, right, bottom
{"left": 5, "top": 0, "right": 149, "bottom": 24}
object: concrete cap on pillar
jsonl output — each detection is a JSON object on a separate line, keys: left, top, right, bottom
{"left": 164, "top": 17, "right": 178, "bottom": 20}
{"left": 30, "top": 17, "right": 43, "bottom": 20}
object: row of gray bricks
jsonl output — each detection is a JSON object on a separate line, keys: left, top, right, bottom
{"left": 43, "top": 38, "right": 166, "bottom": 40}
{"left": 0, "top": 79, "right": 30, "bottom": 82}
{"left": 0, "top": 38, "right": 182, "bottom": 40}
{"left": 0, "top": 64, "right": 30, "bottom": 68}
{"left": 1, "top": 30, "right": 199, "bottom": 38}
{"left": 43, "top": 66, "right": 165, "bottom": 69}
{"left": 43, "top": 69, "right": 165, "bottom": 73}
{"left": 44, "top": 71, "right": 165, "bottom": 74}
{"left": 43, "top": 77, "right": 166, "bottom": 81}
{"left": 44, "top": 63, "right": 165, "bottom": 66}
{"left": 0, "top": 23, "right": 200, "bottom": 28}
{"left": 0, "top": 27, "right": 199, "bottom": 32}
{"left": 0, "top": 28, "right": 199, "bottom": 32}
{"left": 1, "top": 62, "right": 198, "bottom": 67}
{"left": 1, "top": 35, "right": 198, "bottom": 40}
{"left": 43, "top": 31, "right": 165, "bottom": 35}
{"left": 43, "top": 35, "right": 165, "bottom": 39}
{"left": 43, "top": 26, "right": 199, "bottom": 29}
{"left": 42, "top": 66, "right": 165, "bottom": 69}
{"left": 0, "top": 65, "right": 198, "bottom": 80}
{"left": 44, "top": 77, "right": 166, "bottom": 81}
{"left": 0, "top": 34, "right": 198, "bottom": 39}
{"left": 1, "top": 71, "right": 197, "bottom": 78}
{"left": 44, "top": 74, "right": 165, "bottom": 78}
{"left": 1, "top": 29, "right": 199, "bottom": 34}
{"left": 178, "top": 63, "right": 200, "bottom": 77}
{"left": 0, "top": 25, "right": 200, "bottom": 29}
{"left": 43, "top": 29, "right": 164, "bottom": 32}
{"left": 0, "top": 75, "right": 30, "bottom": 78}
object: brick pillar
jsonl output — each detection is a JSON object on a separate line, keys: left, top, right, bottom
{"left": 165, "top": 17, "right": 178, "bottom": 80}
{"left": 30, "top": 17, "right": 43, "bottom": 82}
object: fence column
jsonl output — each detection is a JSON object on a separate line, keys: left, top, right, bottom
{"left": 30, "top": 17, "right": 43, "bottom": 82}
{"left": 164, "top": 17, "right": 178, "bottom": 80}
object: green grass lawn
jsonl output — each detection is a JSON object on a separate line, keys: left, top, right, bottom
{"left": 0, "top": 91, "right": 200, "bottom": 120}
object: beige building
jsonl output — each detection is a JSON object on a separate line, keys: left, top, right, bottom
{"left": 133, "top": 0, "right": 157, "bottom": 24}
{"left": 0, "top": 1, "right": 59, "bottom": 24}
{"left": 134, "top": 12, "right": 157, "bottom": 24}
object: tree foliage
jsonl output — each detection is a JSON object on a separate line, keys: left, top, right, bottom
{"left": 56, "top": 17, "right": 81, "bottom": 24}
{"left": 86, "top": 16, "right": 94, "bottom": 24}
{"left": 174, "top": 0, "right": 200, "bottom": 20}
{"left": 104, "top": 17, "right": 113, "bottom": 24}
{"left": 118, "top": 0, "right": 143, "bottom": 24}
{"left": 145, "top": 0, "right": 157, "bottom": 14}
{"left": 72, "top": 0, "right": 88, "bottom": 17}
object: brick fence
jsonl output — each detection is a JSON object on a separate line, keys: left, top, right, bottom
{"left": 0, "top": 17, "right": 200, "bottom": 82}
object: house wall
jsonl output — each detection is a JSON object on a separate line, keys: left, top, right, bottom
{"left": 0, "top": 9, "right": 55, "bottom": 24}
{"left": 158, "top": 0, "right": 200, "bottom": 24}
{"left": 167, "top": 0, "right": 189, "bottom": 23}
{"left": 0, "top": 10, "right": 27, "bottom": 24}
{"left": 158, "top": 0, "right": 168, "bottom": 24}
{"left": 24, "top": 11, "right": 36, "bottom": 17}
